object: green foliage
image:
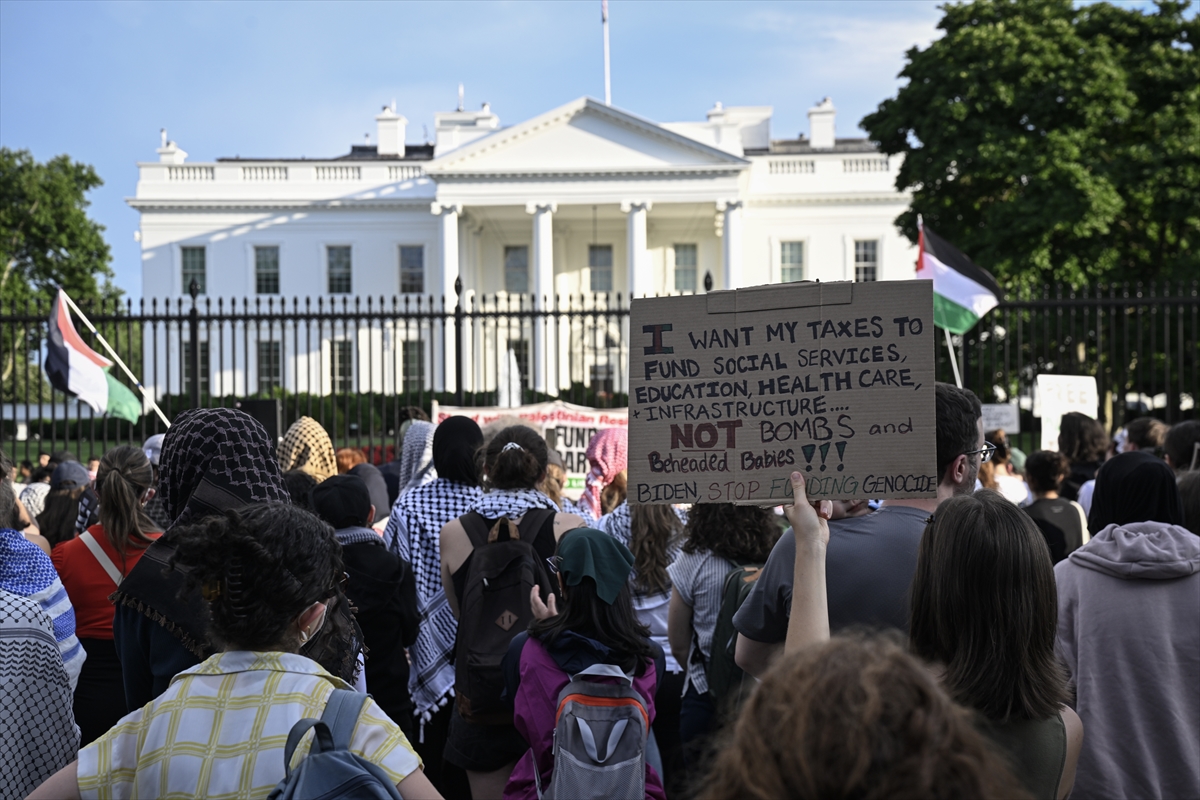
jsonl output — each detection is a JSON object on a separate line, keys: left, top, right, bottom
{"left": 0, "top": 148, "right": 117, "bottom": 308}
{"left": 862, "top": 0, "right": 1199, "bottom": 287}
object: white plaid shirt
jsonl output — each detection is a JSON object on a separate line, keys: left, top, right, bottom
{"left": 78, "top": 650, "right": 420, "bottom": 800}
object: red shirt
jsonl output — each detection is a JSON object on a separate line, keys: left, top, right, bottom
{"left": 52, "top": 524, "right": 162, "bottom": 640}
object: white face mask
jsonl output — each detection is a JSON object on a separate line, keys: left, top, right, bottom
{"left": 298, "top": 603, "right": 328, "bottom": 644}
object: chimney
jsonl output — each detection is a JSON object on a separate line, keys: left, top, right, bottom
{"left": 807, "top": 97, "right": 836, "bottom": 149}
{"left": 157, "top": 128, "right": 188, "bottom": 164}
{"left": 376, "top": 104, "right": 407, "bottom": 157}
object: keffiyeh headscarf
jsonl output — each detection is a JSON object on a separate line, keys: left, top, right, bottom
{"left": 398, "top": 421, "right": 437, "bottom": 494}
{"left": 580, "top": 428, "right": 628, "bottom": 521}
{"left": 278, "top": 416, "right": 338, "bottom": 484}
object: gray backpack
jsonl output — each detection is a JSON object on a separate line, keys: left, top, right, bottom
{"left": 268, "top": 689, "right": 402, "bottom": 800}
{"left": 537, "top": 664, "right": 649, "bottom": 800}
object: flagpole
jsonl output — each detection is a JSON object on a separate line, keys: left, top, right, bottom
{"left": 944, "top": 328, "right": 963, "bottom": 389}
{"left": 58, "top": 290, "right": 171, "bottom": 427}
{"left": 602, "top": 0, "right": 612, "bottom": 105}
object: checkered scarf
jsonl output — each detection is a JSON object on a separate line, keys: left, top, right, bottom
{"left": 277, "top": 416, "right": 337, "bottom": 484}
{"left": 470, "top": 487, "right": 559, "bottom": 519}
{"left": 397, "top": 421, "right": 436, "bottom": 494}
{"left": 580, "top": 428, "right": 628, "bottom": 520}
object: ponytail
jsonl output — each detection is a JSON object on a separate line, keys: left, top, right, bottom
{"left": 95, "top": 445, "right": 158, "bottom": 566}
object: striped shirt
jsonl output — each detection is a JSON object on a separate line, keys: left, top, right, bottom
{"left": 78, "top": 650, "right": 421, "bottom": 800}
{"left": 668, "top": 549, "right": 734, "bottom": 696}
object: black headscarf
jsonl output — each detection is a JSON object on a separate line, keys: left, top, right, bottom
{"left": 433, "top": 416, "right": 483, "bottom": 486}
{"left": 349, "top": 463, "right": 391, "bottom": 524}
{"left": 1088, "top": 451, "right": 1184, "bottom": 534}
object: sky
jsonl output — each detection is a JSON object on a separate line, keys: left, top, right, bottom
{"left": 0, "top": 0, "right": 1155, "bottom": 300}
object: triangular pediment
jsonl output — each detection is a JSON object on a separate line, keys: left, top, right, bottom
{"left": 427, "top": 97, "right": 748, "bottom": 176}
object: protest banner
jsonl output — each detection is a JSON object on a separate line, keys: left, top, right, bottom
{"left": 432, "top": 400, "right": 628, "bottom": 498}
{"left": 1035, "top": 375, "right": 1099, "bottom": 451}
{"left": 981, "top": 403, "right": 1021, "bottom": 435}
{"left": 628, "top": 279, "right": 936, "bottom": 504}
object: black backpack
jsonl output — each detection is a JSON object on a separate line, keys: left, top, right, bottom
{"left": 454, "top": 508, "right": 557, "bottom": 724}
{"left": 705, "top": 561, "right": 763, "bottom": 712}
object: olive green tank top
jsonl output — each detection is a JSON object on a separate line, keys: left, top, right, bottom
{"left": 980, "top": 713, "right": 1067, "bottom": 800}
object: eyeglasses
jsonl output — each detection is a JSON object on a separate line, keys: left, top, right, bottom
{"left": 963, "top": 441, "right": 997, "bottom": 463}
{"left": 545, "top": 556, "right": 562, "bottom": 576}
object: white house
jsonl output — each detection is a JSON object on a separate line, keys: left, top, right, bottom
{"left": 130, "top": 96, "right": 914, "bottom": 398}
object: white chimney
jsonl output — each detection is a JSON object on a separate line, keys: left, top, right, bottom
{"left": 807, "top": 97, "right": 836, "bottom": 149}
{"left": 157, "top": 128, "right": 188, "bottom": 164}
{"left": 376, "top": 105, "right": 407, "bottom": 157}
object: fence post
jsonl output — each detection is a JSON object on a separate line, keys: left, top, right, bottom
{"left": 188, "top": 279, "right": 200, "bottom": 410}
{"left": 454, "top": 275, "right": 464, "bottom": 406}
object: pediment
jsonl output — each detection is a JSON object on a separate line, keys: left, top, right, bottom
{"left": 427, "top": 97, "right": 748, "bottom": 177}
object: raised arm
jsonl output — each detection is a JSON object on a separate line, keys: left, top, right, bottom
{"left": 782, "top": 472, "right": 832, "bottom": 656}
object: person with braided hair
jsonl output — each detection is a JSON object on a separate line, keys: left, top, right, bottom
{"left": 30, "top": 502, "right": 443, "bottom": 800}
{"left": 52, "top": 445, "right": 162, "bottom": 745}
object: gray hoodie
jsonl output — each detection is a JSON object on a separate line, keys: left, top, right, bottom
{"left": 1055, "top": 522, "right": 1200, "bottom": 800}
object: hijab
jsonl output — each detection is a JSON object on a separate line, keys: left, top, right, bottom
{"left": 580, "top": 428, "right": 628, "bottom": 520}
{"left": 398, "top": 421, "right": 437, "bottom": 492}
{"left": 277, "top": 416, "right": 337, "bottom": 483}
{"left": 433, "top": 416, "right": 483, "bottom": 485}
{"left": 1088, "top": 451, "right": 1184, "bottom": 534}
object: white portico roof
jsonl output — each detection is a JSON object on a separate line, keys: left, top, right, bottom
{"left": 427, "top": 97, "right": 748, "bottom": 207}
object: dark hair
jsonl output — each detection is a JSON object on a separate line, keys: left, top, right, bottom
{"left": 1024, "top": 450, "right": 1070, "bottom": 494}
{"left": 0, "top": 451, "right": 14, "bottom": 529}
{"left": 629, "top": 504, "right": 684, "bottom": 595}
{"left": 1125, "top": 417, "right": 1168, "bottom": 452}
{"left": 96, "top": 446, "right": 159, "bottom": 567}
{"left": 935, "top": 382, "right": 982, "bottom": 483}
{"left": 30, "top": 465, "right": 54, "bottom": 483}
{"left": 36, "top": 487, "right": 84, "bottom": 547}
{"left": 483, "top": 426, "right": 548, "bottom": 490}
{"left": 698, "top": 634, "right": 1031, "bottom": 800}
{"left": 169, "top": 503, "right": 344, "bottom": 651}
{"left": 50, "top": 450, "right": 78, "bottom": 465}
{"left": 682, "top": 503, "right": 779, "bottom": 563}
{"left": 529, "top": 530, "right": 656, "bottom": 675}
{"left": 1057, "top": 412, "right": 1107, "bottom": 465}
{"left": 282, "top": 469, "right": 318, "bottom": 510}
{"left": 986, "top": 430, "right": 1010, "bottom": 465}
{"left": 1164, "top": 420, "right": 1200, "bottom": 472}
{"left": 910, "top": 491, "right": 1069, "bottom": 722}
{"left": 1178, "top": 471, "right": 1200, "bottom": 536}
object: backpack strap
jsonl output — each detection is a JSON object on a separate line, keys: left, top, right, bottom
{"left": 516, "top": 508, "right": 556, "bottom": 543}
{"left": 320, "top": 688, "right": 369, "bottom": 751}
{"left": 461, "top": 511, "right": 492, "bottom": 549}
{"left": 79, "top": 530, "right": 124, "bottom": 586}
{"left": 282, "top": 719, "right": 336, "bottom": 780}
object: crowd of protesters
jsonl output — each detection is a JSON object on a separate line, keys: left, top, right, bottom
{"left": 1, "top": 392, "right": 1196, "bottom": 799}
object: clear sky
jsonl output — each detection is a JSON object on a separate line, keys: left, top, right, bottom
{"left": 0, "top": 0, "right": 1147, "bottom": 300}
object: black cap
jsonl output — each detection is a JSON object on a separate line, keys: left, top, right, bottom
{"left": 310, "top": 474, "right": 373, "bottom": 530}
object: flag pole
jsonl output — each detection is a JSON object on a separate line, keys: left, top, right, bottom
{"left": 58, "top": 290, "right": 171, "bottom": 427}
{"left": 602, "top": 0, "right": 612, "bottom": 105}
{"left": 944, "top": 328, "right": 963, "bottom": 389}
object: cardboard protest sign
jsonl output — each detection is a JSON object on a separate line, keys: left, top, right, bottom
{"left": 1034, "top": 375, "right": 1098, "bottom": 451}
{"left": 982, "top": 403, "right": 1021, "bottom": 435}
{"left": 433, "top": 400, "right": 627, "bottom": 498}
{"left": 628, "top": 280, "right": 935, "bottom": 504}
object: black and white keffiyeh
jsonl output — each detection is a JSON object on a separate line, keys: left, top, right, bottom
{"left": 384, "top": 478, "right": 482, "bottom": 723}
{"left": 469, "top": 487, "right": 559, "bottom": 520}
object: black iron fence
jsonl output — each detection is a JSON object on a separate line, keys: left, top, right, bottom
{"left": 2, "top": 281, "right": 1195, "bottom": 464}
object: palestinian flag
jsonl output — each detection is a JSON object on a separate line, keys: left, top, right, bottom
{"left": 916, "top": 222, "right": 1002, "bottom": 334}
{"left": 45, "top": 289, "right": 141, "bottom": 423}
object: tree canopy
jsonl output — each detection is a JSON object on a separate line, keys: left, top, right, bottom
{"left": 862, "top": 0, "right": 1199, "bottom": 288}
{"left": 0, "top": 147, "right": 117, "bottom": 309}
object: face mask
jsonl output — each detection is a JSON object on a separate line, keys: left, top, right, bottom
{"left": 298, "top": 603, "right": 328, "bottom": 644}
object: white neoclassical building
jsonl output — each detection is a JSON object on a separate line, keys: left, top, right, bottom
{"left": 131, "top": 95, "right": 915, "bottom": 398}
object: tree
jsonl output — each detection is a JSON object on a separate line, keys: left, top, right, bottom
{"left": 0, "top": 148, "right": 116, "bottom": 308}
{"left": 862, "top": 0, "right": 1199, "bottom": 287}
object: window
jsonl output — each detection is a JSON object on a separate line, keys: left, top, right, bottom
{"left": 327, "top": 246, "right": 352, "bottom": 294}
{"left": 401, "top": 340, "right": 424, "bottom": 393}
{"left": 781, "top": 241, "right": 804, "bottom": 283}
{"left": 400, "top": 246, "right": 424, "bottom": 294}
{"left": 504, "top": 246, "right": 529, "bottom": 294}
{"left": 330, "top": 340, "right": 353, "bottom": 393}
{"left": 181, "top": 247, "right": 206, "bottom": 294}
{"left": 589, "top": 245, "right": 613, "bottom": 293}
{"left": 590, "top": 364, "right": 614, "bottom": 397}
{"left": 180, "top": 340, "right": 209, "bottom": 397}
{"left": 674, "top": 244, "right": 697, "bottom": 293}
{"left": 855, "top": 240, "right": 878, "bottom": 282}
{"left": 257, "top": 340, "right": 281, "bottom": 393}
{"left": 255, "top": 246, "right": 280, "bottom": 294}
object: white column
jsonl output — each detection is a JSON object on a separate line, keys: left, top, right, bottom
{"left": 526, "top": 202, "right": 557, "bottom": 395}
{"left": 621, "top": 200, "right": 652, "bottom": 298}
{"left": 431, "top": 202, "right": 461, "bottom": 394}
{"left": 719, "top": 199, "right": 744, "bottom": 290}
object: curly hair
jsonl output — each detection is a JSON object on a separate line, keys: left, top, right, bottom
{"left": 682, "top": 503, "right": 779, "bottom": 563}
{"left": 697, "top": 634, "right": 1031, "bottom": 800}
{"left": 629, "top": 504, "right": 683, "bottom": 595}
{"left": 168, "top": 502, "right": 344, "bottom": 652}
